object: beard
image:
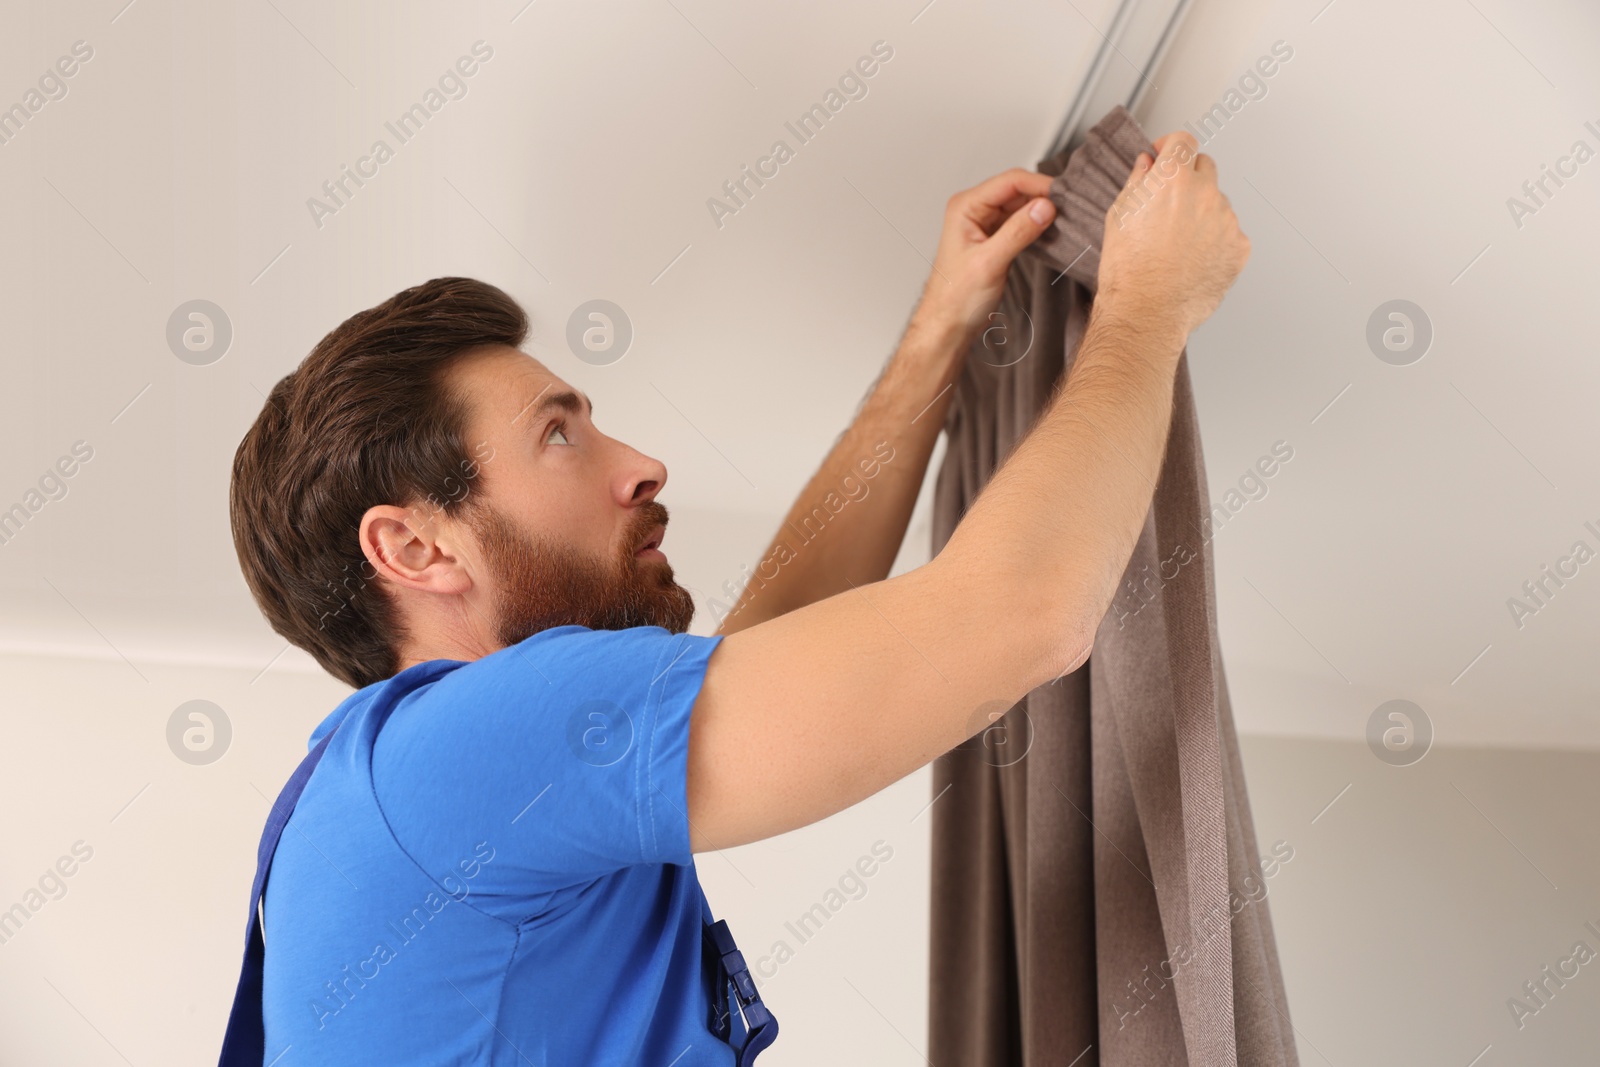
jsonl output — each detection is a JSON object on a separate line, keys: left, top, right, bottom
{"left": 462, "top": 497, "right": 696, "bottom": 650}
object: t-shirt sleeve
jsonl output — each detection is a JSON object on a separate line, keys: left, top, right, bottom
{"left": 370, "top": 625, "right": 723, "bottom": 906}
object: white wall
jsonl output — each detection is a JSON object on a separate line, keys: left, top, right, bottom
{"left": 1240, "top": 735, "right": 1600, "bottom": 1067}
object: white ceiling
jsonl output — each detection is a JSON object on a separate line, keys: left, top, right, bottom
{"left": 3, "top": 0, "right": 1598, "bottom": 749}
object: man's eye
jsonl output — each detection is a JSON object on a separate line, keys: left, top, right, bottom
{"left": 547, "top": 423, "right": 571, "bottom": 446}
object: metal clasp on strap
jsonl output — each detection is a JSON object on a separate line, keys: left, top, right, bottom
{"left": 703, "top": 919, "right": 778, "bottom": 1066}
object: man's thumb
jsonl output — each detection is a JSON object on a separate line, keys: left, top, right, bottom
{"left": 988, "top": 195, "right": 1056, "bottom": 262}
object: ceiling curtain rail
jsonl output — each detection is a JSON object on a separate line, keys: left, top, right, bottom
{"left": 1046, "top": 0, "right": 1194, "bottom": 159}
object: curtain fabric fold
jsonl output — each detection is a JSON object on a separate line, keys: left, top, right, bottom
{"left": 928, "top": 104, "right": 1298, "bottom": 1067}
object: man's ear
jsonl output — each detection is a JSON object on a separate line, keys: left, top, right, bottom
{"left": 359, "top": 504, "right": 474, "bottom": 597}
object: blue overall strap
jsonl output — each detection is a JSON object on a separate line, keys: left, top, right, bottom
{"left": 216, "top": 730, "right": 336, "bottom": 1067}
{"left": 705, "top": 919, "right": 779, "bottom": 1066}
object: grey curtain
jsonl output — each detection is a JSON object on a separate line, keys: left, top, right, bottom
{"left": 927, "top": 105, "right": 1298, "bottom": 1067}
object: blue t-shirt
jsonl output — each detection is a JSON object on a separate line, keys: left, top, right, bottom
{"left": 260, "top": 624, "right": 742, "bottom": 1065}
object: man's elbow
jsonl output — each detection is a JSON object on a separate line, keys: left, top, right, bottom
{"left": 922, "top": 552, "right": 1096, "bottom": 694}
{"left": 1018, "top": 602, "right": 1095, "bottom": 691}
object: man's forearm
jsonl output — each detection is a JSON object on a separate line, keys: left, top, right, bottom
{"left": 714, "top": 312, "right": 971, "bottom": 635}
{"left": 935, "top": 293, "right": 1188, "bottom": 681}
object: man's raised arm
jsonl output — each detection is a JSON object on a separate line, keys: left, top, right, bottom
{"left": 686, "top": 132, "right": 1248, "bottom": 852}
{"left": 712, "top": 168, "right": 1062, "bottom": 635}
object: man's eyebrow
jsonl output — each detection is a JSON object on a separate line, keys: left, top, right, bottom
{"left": 511, "top": 387, "right": 594, "bottom": 426}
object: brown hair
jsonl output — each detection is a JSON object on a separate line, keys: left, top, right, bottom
{"left": 229, "top": 277, "right": 528, "bottom": 690}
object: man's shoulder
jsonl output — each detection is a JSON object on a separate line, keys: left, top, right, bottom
{"left": 449, "top": 625, "right": 723, "bottom": 697}
{"left": 357, "top": 626, "right": 720, "bottom": 879}
{"left": 367, "top": 626, "right": 718, "bottom": 754}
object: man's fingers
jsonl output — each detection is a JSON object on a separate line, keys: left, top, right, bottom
{"left": 995, "top": 190, "right": 1043, "bottom": 216}
{"left": 1149, "top": 129, "right": 1201, "bottom": 158}
{"left": 1114, "top": 151, "right": 1154, "bottom": 203}
{"left": 954, "top": 168, "right": 1054, "bottom": 227}
{"left": 974, "top": 194, "right": 1056, "bottom": 271}
{"left": 1151, "top": 130, "right": 1200, "bottom": 173}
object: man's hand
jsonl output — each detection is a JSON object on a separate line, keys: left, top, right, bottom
{"left": 911, "top": 168, "right": 1059, "bottom": 343}
{"left": 1098, "top": 130, "right": 1251, "bottom": 343}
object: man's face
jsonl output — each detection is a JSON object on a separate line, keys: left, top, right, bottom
{"left": 445, "top": 346, "right": 695, "bottom": 649}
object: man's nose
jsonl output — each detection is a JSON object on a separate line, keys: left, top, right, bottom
{"left": 618, "top": 445, "right": 668, "bottom": 506}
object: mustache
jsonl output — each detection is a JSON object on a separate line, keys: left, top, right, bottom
{"left": 625, "top": 500, "right": 670, "bottom": 553}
